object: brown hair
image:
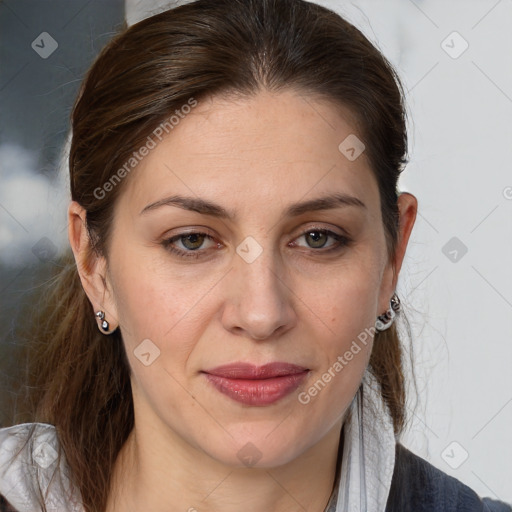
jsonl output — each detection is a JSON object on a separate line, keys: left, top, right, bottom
{"left": 12, "top": 0, "right": 412, "bottom": 510}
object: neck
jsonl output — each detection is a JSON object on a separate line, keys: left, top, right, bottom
{"left": 106, "top": 415, "right": 344, "bottom": 512}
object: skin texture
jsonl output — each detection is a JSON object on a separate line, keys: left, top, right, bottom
{"left": 69, "top": 89, "right": 417, "bottom": 512}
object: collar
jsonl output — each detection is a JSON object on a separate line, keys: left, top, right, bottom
{"left": 325, "top": 368, "right": 397, "bottom": 511}
{"left": 0, "top": 422, "right": 83, "bottom": 512}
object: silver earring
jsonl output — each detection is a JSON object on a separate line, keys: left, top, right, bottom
{"left": 95, "top": 310, "right": 110, "bottom": 333}
{"left": 375, "top": 293, "right": 401, "bottom": 331}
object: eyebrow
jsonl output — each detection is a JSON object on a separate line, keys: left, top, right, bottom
{"left": 139, "top": 192, "right": 366, "bottom": 218}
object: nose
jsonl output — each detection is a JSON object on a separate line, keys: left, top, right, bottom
{"left": 221, "top": 247, "right": 297, "bottom": 340}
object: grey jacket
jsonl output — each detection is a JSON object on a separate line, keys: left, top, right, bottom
{"left": 385, "top": 443, "right": 511, "bottom": 511}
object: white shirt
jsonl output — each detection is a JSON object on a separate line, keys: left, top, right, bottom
{"left": 0, "top": 369, "right": 396, "bottom": 512}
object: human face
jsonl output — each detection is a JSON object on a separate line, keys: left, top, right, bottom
{"left": 103, "top": 89, "right": 395, "bottom": 467}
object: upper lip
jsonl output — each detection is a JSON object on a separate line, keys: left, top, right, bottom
{"left": 202, "top": 362, "right": 308, "bottom": 379}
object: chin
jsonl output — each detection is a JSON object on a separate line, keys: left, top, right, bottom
{"left": 197, "top": 425, "right": 314, "bottom": 469}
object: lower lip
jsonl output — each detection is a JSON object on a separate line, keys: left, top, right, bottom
{"left": 203, "top": 371, "right": 309, "bottom": 406}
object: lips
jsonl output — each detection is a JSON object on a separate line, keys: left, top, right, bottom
{"left": 203, "top": 362, "right": 308, "bottom": 379}
{"left": 202, "top": 362, "right": 310, "bottom": 406}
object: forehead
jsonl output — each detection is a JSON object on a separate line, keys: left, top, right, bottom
{"left": 117, "top": 89, "right": 380, "bottom": 220}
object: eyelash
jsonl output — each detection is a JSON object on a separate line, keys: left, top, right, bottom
{"left": 161, "top": 228, "right": 351, "bottom": 260}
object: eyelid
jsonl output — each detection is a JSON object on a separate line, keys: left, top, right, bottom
{"left": 290, "top": 222, "right": 350, "bottom": 240}
{"left": 160, "top": 226, "right": 217, "bottom": 245}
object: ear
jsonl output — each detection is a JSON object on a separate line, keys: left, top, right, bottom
{"left": 67, "top": 200, "right": 119, "bottom": 332}
{"left": 378, "top": 192, "right": 418, "bottom": 313}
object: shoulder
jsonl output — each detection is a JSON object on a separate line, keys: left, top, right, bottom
{"left": 386, "top": 443, "right": 512, "bottom": 512}
{"left": 0, "top": 423, "right": 83, "bottom": 512}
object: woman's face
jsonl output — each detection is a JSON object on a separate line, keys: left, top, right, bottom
{"left": 90, "top": 90, "right": 403, "bottom": 467}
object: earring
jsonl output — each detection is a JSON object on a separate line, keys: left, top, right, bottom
{"left": 95, "top": 310, "right": 111, "bottom": 333}
{"left": 375, "top": 293, "right": 401, "bottom": 331}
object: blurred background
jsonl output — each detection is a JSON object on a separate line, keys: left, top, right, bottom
{"left": 1, "top": 0, "right": 511, "bottom": 503}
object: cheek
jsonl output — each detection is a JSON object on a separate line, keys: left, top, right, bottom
{"left": 313, "top": 256, "right": 382, "bottom": 332}
{"left": 296, "top": 280, "right": 378, "bottom": 433}
{"left": 110, "top": 248, "right": 222, "bottom": 370}
{"left": 300, "top": 256, "right": 381, "bottom": 389}
{"left": 111, "top": 266, "right": 208, "bottom": 417}
{"left": 317, "top": 283, "right": 377, "bottom": 379}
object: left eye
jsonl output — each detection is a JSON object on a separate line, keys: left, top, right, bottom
{"left": 291, "top": 229, "right": 348, "bottom": 250}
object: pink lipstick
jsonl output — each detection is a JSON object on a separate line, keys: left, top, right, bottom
{"left": 202, "top": 362, "right": 309, "bottom": 406}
